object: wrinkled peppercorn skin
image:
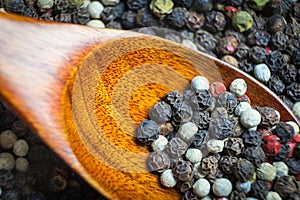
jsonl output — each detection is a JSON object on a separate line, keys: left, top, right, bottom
{"left": 136, "top": 120, "right": 159, "bottom": 145}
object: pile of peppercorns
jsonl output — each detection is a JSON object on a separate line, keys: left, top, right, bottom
{"left": 136, "top": 75, "right": 300, "bottom": 199}
{"left": 0, "top": 100, "right": 106, "bottom": 200}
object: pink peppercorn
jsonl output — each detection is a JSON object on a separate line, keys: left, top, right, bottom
{"left": 209, "top": 82, "right": 226, "bottom": 97}
{"left": 296, "top": 171, "right": 300, "bottom": 181}
{"left": 287, "top": 142, "right": 296, "bottom": 158}
{"left": 291, "top": 134, "right": 300, "bottom": 143}
{"left": 262, "top": 134, "right": 282, "bottom": 156}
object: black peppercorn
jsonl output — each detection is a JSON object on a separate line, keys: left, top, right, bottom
{"left": 191, "top": 89, "right": 213, "bottom": 111}
{"left": 249, "top": 46, "right": 267, "bottom": 64}
{"left": 72, "top": 7, "right": 90, "bottom": 25}
{"left": 279, "top": 64, "right": 297, "bottom": 85}
{"left": 177, "top": 178, "right": 194, "bottom": 193}
{"left": 229, "top": 190, "right": 246, "bottom": 200}
{"left": 204, "top": 10, "right": 226, "bottom": 34}
{"left": 181, "top": 189, "right": 198, "bottom": 200}
{"left": 242, "top": 130, "right": 262, "bottom": 147}
{"left": 121, "top": 10, "right": 137, "bottom": 30}
{"left": 294, "top": 143, "right": 300, "bottom": 159}
{"left": 173, "top": 160, "right": 193, "bottom": 182}
{"left": 166, "top": 137, "right": 188, "bottom": 159}
{"left": 167, "top": 7, "right": 189, "bottom": 28}
{"left": 126, "top": 0, "right": 148, "bottom": 10}
{"left": 274, "top": 144, "right": 290, "bottom": 161}
{"left": 219, "top": 155, "right": 238, "bottom": 174}
{"left": 285, "top": 158, "right": 300, "bottom": 176}
{"left": 266, "top": 0, "right": 294, "bottom": 17}
{"left": 285, "top": 18, "right": 300, "bottom": 38}
{"left": 230, "top": 117, "right": 245, "bottom": 137}
{"left": 267, "top": 50, "right": 285, "bottom": 73}
{"left": 173, "top": 0, "right": 193, "bottom": 8}
{"left": 273, "top": 121, "right": 294, "bottom": 144}
{"left": 193, "top": 0, "right": 213, "bottom": 13}
{"left": 254, "top": 106, "right": 279, "bottom": 129}
{"left": 191, "top": 110, "right": 210, "bottom": 130}
{"left": 243, "top": 147, "right": 266, "bottom": 168}
{"left": 267, "top": 14, "right": 287, "bottom": 33}
{"left": 279, "top": 95, "right": 294, "bottom": 109}
{"left": 271, "top": 31, "right": 288, "bottom": 51}
{"left": 149, "top": 101, "right": 172, "bottom": 124}
{"left": 234, "top": 158, "right": 255, "bottom": 182}
{"left": 224, "top": 138, "right": 244, "bottom": 156}
{"left": 0, "top": 169, "right": 15, "bottom": 189}
{"left": 136, "top": 120, "right": 159, "bottom": 145}
{"left": 11, "top": 120, "right": 28, "bottom": 137}
{"left": 136, "top": 8, "right": 159, "bottom": 27}
{"left": 238, "top": 60, "right": 254, "bottom": 74}
{"left": 216, "top": 91, "right": 237, "bottom": 113}
{"left": 1, "top": 189, "right": 21, "bottom": 200}
{"left": 165, "top": 91, "right": 183, "bottom": 109}
{"left": 172, "top": 102, "right": 193, "bottom": 126}
{"left": 247, "top": 30, "right": 271, "bottom": 47}
{"left": 54, "top": 0, "right": 68, "bottom": 12}
{"left": 268, "top": 75, "right": 285, "bottom": 95}
{"left": 200, "top": 155, "right": 219, "bottom": 175}
{"left": 209, "top": 117, "right": 233, "bottom": 140}
{"left": 289, "top": 190, "right": 300, "bottom": 200}
{"left": 22, "top": 6, "right": 39, "bottom": 19}
{"left": 216, "top": 36, "right": 238, "bottom": 55}
{"left": 54, "top": 13, "right": 72, "bottom": 23}
{"left": 286, "top": 82, "right": 300, "bottom": 102}
{"left": 4, "top": 0, "right": 25, "bottom": 13}
{"left": 274, "top": 175, "right": 299, "bottom": 199}
{"left": 186, "top": 12, "right": 205, "bottom": 32}
{"left": 147, "top": 151, "right": 170, "bottom": 172}
{"left": 0, "top": 110, "right": 16, "bottom": 132}
{"left": 191, "top": 129, "right": 208, "bottom": 148}
{"left": 292, "top": 48, "right": 300, "bottom": 66}
{"left": 250, "top": 180, "right": 269, "bottom": 199}
{"left": 194, "top": 30, "right": 217, "bottom": 52}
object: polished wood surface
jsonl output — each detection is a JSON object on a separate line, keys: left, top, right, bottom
{"left": 0, "top": 13, "right": 299, "bottom": 200}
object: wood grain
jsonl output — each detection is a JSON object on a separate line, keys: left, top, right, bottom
{"left": 0, "top": 13, "right": 299, "bottom": 200}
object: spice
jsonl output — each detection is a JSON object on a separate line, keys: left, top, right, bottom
{"left": 0, "top": 153, "right": 15, "bottom": 171}
{"left": 243, "top": 147, "right": 266, "bottom": 167}
{"left": 272, "top": 161, "right": 289, "bottom": 178}
{"left": 230, "top": 117, "right": 245, "bottom": 137}
{"left": 208, "top": 117, "right": 233, "bottom": 139}
{"left": 15, "top": 157, "right": 29, "bottom": 173}
{"left": 149, "top": 0, "right": 174, "bottom": 17}
{"left": 253, "top": 63, "right": 271, "bottom": 83}
{"left": 192, "top": 0, "right": 213, "bottom": 13}
{"left": 242, "top": 130, "right": 262, "bottom": 147}
{"left": 147, "top": 151, "right": 170, "bottom": 172}
{"left": 240, "top": 109, "right": 261, "bottom": 129}
{"left": 207, "top": 139, "right": 225, "bottom": 153}
{"left": 126, "top": 0, "right": 147, "bottom": 10}
{"left": 285, "top": 158, "right": 300, "bottom": 176}
{"left": 250, "top": 180, "right": 269, "bottom": 199}
{"left": 0, "top": 130, "right": 17, "bottom": 149}
{"left": 234, "top": 158, "right": 255, "bottom": 182}
{"left": 166, "top": 137, "right": 188, "bottom": 159}
{"left": 191, "top": 110, "right": 210, "bottom": 129}
{"left": 121, "top": 10, "right": 136, "bottom": 29}
{"left": 254, "top": 106, "right": 280, "bottom": 129}
{"left": 212, "top": 178, "right": 232, "bottom": 197}
{"left": 101, "top": 0, "right": 119, "bottom": 6}
{"left": 231, "top": 11, "right": 253, "bottom": 32}
{"left": 160, "top": 169, "right": 177, "bottom": 187}
{"left": 262, "top": 134, "right": 282, "bottom": 157}
{"left": 151, "top": 135, "right": 168, "bottom": 151}
{"left": 286, "top": 82, "right": 300, "bottom": 102}
{"left": 191, "top": 76, "right": 209, "bottom": 91}
{"left": 219, "top": 155, "right": 238, "bottom": 174}
{"left": 280, "top": 64, "right": 297, "bottom": 85}
{"left": 167, "top": 7, "right": 189, "bottom": 28}
{"left": 136, "top": 8, "right": 159, "bottom": 27}
{"left": 88, "top": 1, "right": 104, "bottom": 19}
{"left": 173, "top": 160, "right": 193, "bottom": 181}
{"left": 266, "top": 14, "right": 287, "bottom": 33}
{"left": 235, "top": 180, "right": 251, "bottom": 193}
{"left": 13, "top": 139, "right": 29, "bottom": 157}
{"left": 68, "top": 0, "right": 83, "bottom": 8}
{"left": 273, "top": 176, "right": 299, "bottom": 199}
{"left": 211, "top": 107, "right": 228, "bottom": 119}
{"left": 267, "top": 50, "right": 285, "bottom": 73}
{"left": 217, "top": 91, "right": 238, "bottom": 114}
{"left": 266, "top": 191, "right": 282, "bottom": 200}
{"left": 256, "top": 162, "right": 276, "bottom": 182}
{"left": 191, "top": 90, "right": 213, "bottom": 111}
{"left": 200, "top": 155, "right": 219, "bottom": 175}
{"left": 216, "top": 36, "right": 238, "bottom": 56}
{"left": 249, "top": 46, "right": 267, "bottom": 64}
{"left": 293, "top": 102, "right": 300, "bottom": 118}
{"left": 245, "top": 0, "right": 269, "bottom": 11}
{"left": 268, "top": 75, "right": 285, "bottom": 95}
{"left": 234, "top": 102, "right": 251, "bottom": 116}
{"left": 136, "top": 120, "right": 159, "bottom": 145}
{"left": 224, "top": 137, "right": 244, "bottom": 156}
{"left": 192, "top": 178, "right": 210, "bottom": 197}
{"left": 185, "top": 148, "right": 202, "bottom": 164}
{"left": 178, "top": 122, "right": 198, "bottom": 144}
{"left": 192, "top": 129, "right": 208, "bottom": 148}
{"left": 149, "top": 101, "right": 172, "bottom": 124}
{"left": 204, "top": 10, "right": 226, "bottom": 34}
{"left": 238, "top": 60, "right": 254, "bottom": 74}
{"left": 247, "top": 30, "right": 271, "bottom": 47}
{"left": 221, "top": 55, "right": 238, "bottom": 67}
{"left": 187, "top": 12, "right": 204, "bottom": 32}
{"left": 273, "top": 121, "right": 294, "bottom": 144}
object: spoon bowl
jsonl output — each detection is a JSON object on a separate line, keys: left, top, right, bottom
{"left": 0, "top": 13, "right": 299, "bottom": 200}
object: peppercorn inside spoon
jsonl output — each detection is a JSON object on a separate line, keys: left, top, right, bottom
{"left": 0, "top": 13, "right": 299, "bottom": 200}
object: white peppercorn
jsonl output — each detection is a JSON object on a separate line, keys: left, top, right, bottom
{"left": 191, "top": 76, "right": 210, "bottom": 91}
{"left": 193, "top": 178, "right": 210, "bottom": 197}
{"left": 178, "top": 122, "right": 198, "bottom": 144}
{"left": 0, "top": 152, "right": 15, "bottom": 170}
{"left": 292, "top": 102, "right": 300, "bottom": 118}
{"left": 88, "top": 1, "right": 104, "bottom": 19}
{"left": 266, "top": 191, "right": 282, "bottom": 200}
{"left": 229, "top": 78, "right": 247, "bottom": 97}
{"left": 272, "top": 161, "right": 288, "bottom": 178}
{"left": 235, "top": 180, "right": 251, "bottom": 193}
{"left": 0, "top": 130, "right": 17, "bottom": 149}
{"left": 15, "top": 157, "right": 29, "bottom": 173}
{"left": 86, "top": 20, "right": 105, "bottom": 28}
{"left": 13, "top": 139, "right": 29, "bottom": 157}
{"left": 185, "top": 148, "right": 202, "bottom": 164}
{"left": 182, "top": 39, "right": 198, "bottom": 51}
{"left": 193, "top": 162, "right": 206, "bottom": 179}
{"left": 286, "top": 121, "right": 299, "bottom": 136}
{"left": 100, "top": 0, "right": 119, "bottom": 6}
{"left": 212, "top": 178, "right": 232, "bottom": 197}
{"left": 240, "top": 109, "right": 261, "bottom": 128}
{"left": 235, "top": 102, "right": 252, "bottom": 116}
{"left": 206, "top": 139, "right": 224, "bottom": 153}
{"left": 37, "top": 0, "right": 53, "bottom": 11}
{"left": 257, "top": 162, "right": 276, "bottom": 182}
{"left": 151, "top": 135, "right": 168, "bottom": 151}
{"left": 254, "top": 64, "right": 271, "bottom": 83}
{"left": 160, "top": 169, "right": 177, "bottom": 188}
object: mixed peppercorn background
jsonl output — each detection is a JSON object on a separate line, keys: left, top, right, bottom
{"left": 0, "top": 0, "right": 299, "bottom": 199}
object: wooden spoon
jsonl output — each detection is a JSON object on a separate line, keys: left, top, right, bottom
{"left": 0, "top": 13, "right": 299, "bottom": 200}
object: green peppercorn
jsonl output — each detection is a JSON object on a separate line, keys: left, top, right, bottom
{"left": 68, "top": 0, "right": 83, "bottom": 8}
{"left": 150, "top": 0, "right": 174, "bottom": 18}
{"left": 232, "top": 11, "right": 253, "bottom": 32}
{"left": 245, "top": 0, "right": 269, "bottom": 11}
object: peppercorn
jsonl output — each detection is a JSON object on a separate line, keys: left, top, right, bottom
{"left": 285, "top": 158, "right": 300, "bottom": 176}
{"left": 192, "top": 0, "right": 213, "bottom": 13}
{"left": 121, "top": 10, "right": 137, "bottom": 30}
{"left": 72, "top": 8, "right": 90, "bottom": 25}
{"left": 151, "top": 135, "right": 168, "bottom": 151}
{"left": 0, "top": 130, "right": 17, "bottom": 149}
{"left": 267, "top": 14, "right": 287, "bottom": 34}
{"left": 216, "top": 36, "right": 238, "bottom": 56}
{"left": 273, "top": 121, "right": 294, "bottom": 144}
{"left": 192, "top": 129, "right": 208, "bottom": 148}
{"left": 268, "top": 75, "right": 285, "bottom": 95}
{"left": 247, "top": 30, "right": 271, "bottom": 47}
{"left": 192, "top": 178, "right": 210, "bottom": 197}
{"left": 219, "top": 156, "right": 238, "bottom": 174}
{"left": 234, "top": 158, "right": 255, "bottom": 182}
{"left": 191, "top": 110, "right": 210, "bottom": 130}
{"left": 211, "top": 107, "right": 228, "bottom": 119}
{"left": 216, "top": 91, "right": 238, "bottom": 114}
{"left": 286, "top": 82, "right": 300, "bottom": 102}
{"left": 173, "top": 160, "right": 193, "bottom": 182}
{"left": 204, "top": 10, "right": 226, "bottom": 34}
{"left": 278, "top": 64, "right": 297, "bottom": 85}
{"left": 178, "top": 122, "right": 198, "bottom": 144}
{"left": 221, "top": 55, "right": 239, "bottom": 67}
{"left": 0, "top": 111, "right": 16, "bottom": 132}
{"left": 249, "top": 46, "right": 267, "bottom": 64}
{"left": 186, "top": 12, "right": 204, "bottom": 32}
{"left": 285, "top": 18, "right": 300, "bottom": 38}
{"left": 0, "top": 153, "right": 15, "bottom": 171}
{"left": 194, "top": 30, "right": 217, "bottom": 52}
{"left": 235, "top": 180, "right": 251, "bottom": 193}
{"left": 160, "top": 169, "right": 177, "bottom": 188}
{"left": 126, "top": 0, "right": 148, "bottom": 10}
{"left": 245, "top": 0, "right": 269, "bottom": 11}
{"left": 254, "top": 106, "right": 279, "bottom": 129}
{"left": 166, "top": 137, "right": 188, "bottom": 159}
{"left": 231, "top": 11, "right": 253, "bottom": 32}
{"left": 234, "top": 43, "right": 249, "bottom": 60}
{"left": 243, "top": 146, "right": 266, "bottom": 167}
{"left": 185, "top": 148, "right": 202, "bottom": 164}
{"left": 136, "top": 8, "right": 159, "bottom": 27}
{"left": 191, "top": 90, "right": 212, "bottom": 112}
{"left": 15, "top": 157, "right": 29, "bottom": 173}
{"left": 177, "top": 178, "right": 194, "bottom": 193}
{"left": 278, "top": 95, "right": 294, "bottom": 109}
{"left": 209, "top": 117, "right": 233, "bottom": 140}
{"left": 262, "top": 134, "right": 282, "bottom": 157}
{"left": 136, "top": 120, "right": 159, "bottom": 145}
{"left": 4, "top": 0, "right": 25, "bottom": 13}
{"left": 267, "top": 50, "right": 285, "bottom": 73}
{"left": 173, "top": 102, "right": 193, "bottom": 126}
{"left": 274, "top": 175, "right": 299, "bottom": 199}
{"left": 200, "top": 155, "right": 219, "bottom": 175}
{"left": 266, "top": 0, "right": 294, "bottom": 17}
{"left": 149, "top": 101, "right": 172, "bottom": 124}
{"left": 293, "top": 102, "right": 300, "bottom": 118}
{"left": 1, "top": 189, "right": 21, "bottom": 200}
{"left": 238, "top": 60, "right": 254, "bottom": 74}
{"left": 167, "top": 7, "right": 189, "bottom": 28}
{"left": 68, "top": 0, "right": 83, "bottom": 8}
{"left": 240, "top": 109, "right": 261, "bottom": 129}
{"left": 212, "top": 178, "right": 232, "bottom": 197}
{"left": 150, "top": 0, "right": 174, "bottom": 18}
{"left": 0, "top": 169, "right": 14, "bottom": 189}
{"left": 224, "top": 138, "right": 244, "bottom": 156}
{"left": 147, "top": 151, "right": 170, "bottom": 172}
{"left": 250, "top": 180, "right": 269, "bottom": 199}
{"left": 182, "top": 189, "right": 199, "bottom": 200}
{"left": 273, "top": 144, "right": 290, "bottom": 161}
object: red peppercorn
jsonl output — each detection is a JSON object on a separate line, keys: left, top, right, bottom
{"left": 209, "top": 82, "right": 226, "bottom": 97}
{"left": 291, "top": 134, "right": 300, "bottom": 143}
{"left": 262, "top": 135, "right": 282, "bottom": 156}
{"left": 287, "top": 142, "right": 296, "bottom": 158}
{"left": 265, "top": 47, "right": 272, "bottom": 54}
{"left": 296, "top": 171, "right": 300, "bottom": 181}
